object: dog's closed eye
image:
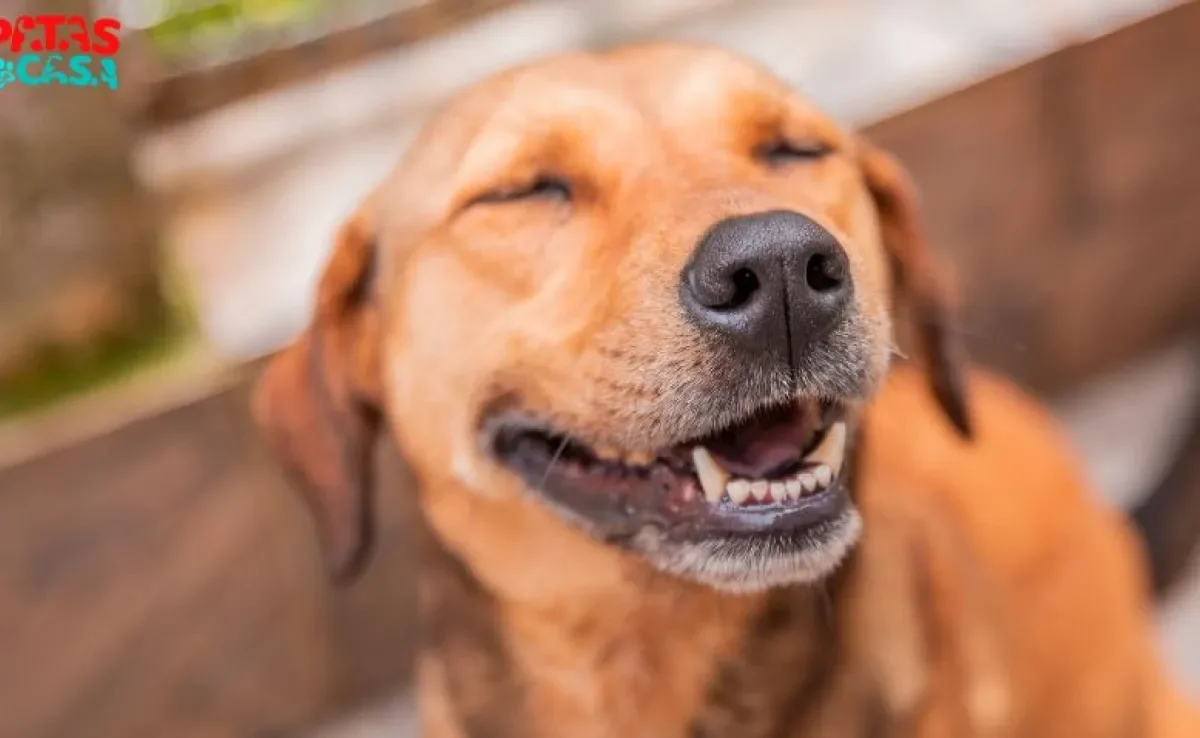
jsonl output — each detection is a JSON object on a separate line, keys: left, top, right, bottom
{"left": 469, "top": 176, "right": 573, "bottom": 206}
{"left": 755, "top": 138, "right": 835, "bottom": 168}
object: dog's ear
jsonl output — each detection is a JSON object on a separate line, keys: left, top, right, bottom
{"left": 857, "top": 140, "right": 973, "bottom": 439}
{"left": 253, "top": 203, "right": 384, "bottom": 583}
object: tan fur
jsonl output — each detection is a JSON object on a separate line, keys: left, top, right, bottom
{"left": 255, "top": 44, "right": 1199, "bottom": 736}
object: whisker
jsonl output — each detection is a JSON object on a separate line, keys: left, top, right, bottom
{"left": 536, "top": 436, "right": 571, "bottom": 493}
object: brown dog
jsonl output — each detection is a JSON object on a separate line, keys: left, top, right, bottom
{"left": 254, "top": 44, "right": 1200, "bottom": 737}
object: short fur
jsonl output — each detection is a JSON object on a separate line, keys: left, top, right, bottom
{"left": 255, "top": 45, "right": 1200, "bottom": 737}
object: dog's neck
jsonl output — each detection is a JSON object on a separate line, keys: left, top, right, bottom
{"left": 416, "top": 507, "right": 868, "bottom": 738}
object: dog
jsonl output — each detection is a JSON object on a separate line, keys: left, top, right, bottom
{"left": 254, "top": 44, "right": 1200, "bottom": 737}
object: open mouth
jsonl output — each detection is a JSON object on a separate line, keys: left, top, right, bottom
{"left": 488, "top": 398, "right": 854, "bottom": 540}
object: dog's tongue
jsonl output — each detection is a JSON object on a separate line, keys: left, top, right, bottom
{"left": 703, "top": 402, "right": 818, "bottom": 478}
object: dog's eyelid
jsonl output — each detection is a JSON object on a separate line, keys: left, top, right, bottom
{"left": 755, "top": 138, "right": 836, "bottom": 165}
{"left": 468, "top": 175, "right": 573, "bottom": 207}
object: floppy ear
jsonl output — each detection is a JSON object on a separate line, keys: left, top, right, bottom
{"left": 253, "top": 204, "right": 384, "bottom": 583}
{"left": 858, "top": 140, "right": 973, "bottom": 439}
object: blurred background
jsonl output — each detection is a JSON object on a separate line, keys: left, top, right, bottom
{"left": 1, "top": 0, "right": 1198, "bottom": 736}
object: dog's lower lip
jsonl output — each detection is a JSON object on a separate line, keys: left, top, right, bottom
{"left": 487, "top": 398, "right": 852, "bottom": 539}
{"left": 678, "top": 480, "right": 850, "bottom": 538}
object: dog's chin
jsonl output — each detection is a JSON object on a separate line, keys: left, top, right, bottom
{"left": 629, "top": 507, "right": 863, "bottom": 593}
{"left": 484, "top": 394, "right": 865, "bottom": 592}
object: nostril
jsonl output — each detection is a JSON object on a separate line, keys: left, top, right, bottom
{"left": 805, "top": 252, "right": 846, "bottom": 293}
{"left": 687, "top": 265, "right": 762, "bottom": 312}
{"left": 724, "top": 268, "right": 760, "bottom": 310}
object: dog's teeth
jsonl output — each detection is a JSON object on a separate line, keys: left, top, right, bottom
{"left": 813, "top": 464, "right": 833, "bottom": 488}
{"left": 769, "top": 481, "right": 787, "bottom": 500}
{"left": 806, "top": 422, "right": 847, "bottom": 476}
{"left": 749, "top": 480, "right": 769, "bottom": 501}
{"left": 692, "top": 446, "right": 730, "bottom": 503}
{"left": 799, "top": 471, "right": 818, "bottom": 495}
{"left": 785, "top": 478, "right": 803, "bottom": 499}
{"left": 727, "top": 479, "right": 752, "bottom": 504}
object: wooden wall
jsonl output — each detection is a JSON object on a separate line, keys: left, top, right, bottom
{"left": 868, "top": 0, "right": 1200, "bottom": 392}
{"left": 0, "top": 377, "right": 418, "bottom": 738}
{"left": 2, "top": 4, "right": 1199, "bottom": 737}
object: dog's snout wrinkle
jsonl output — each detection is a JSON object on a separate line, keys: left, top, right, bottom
{"left": 680, "top": 210, "right": 852, "bottom": 376}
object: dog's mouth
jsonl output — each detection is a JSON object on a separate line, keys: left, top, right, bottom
{"left": 487, "top": 397, "right": 855, "bottom": 541}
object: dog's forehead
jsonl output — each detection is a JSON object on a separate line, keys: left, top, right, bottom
{"left": 606, "top": 44, "right": 815, "bottom": 113}
{"left": 376, "top": 45, "right": 845, "bottom": 236}
{"left": 414, "top": 45, "right": 829, "bottom": 158}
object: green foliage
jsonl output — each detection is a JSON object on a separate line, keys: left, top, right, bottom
{"left": 146, "top": 0, "right": 328, "bottom": 58}
{"left": 0, "top": 312, "right": 193, "bottom": 419}
{"left": 0, "top": 251, "right": 202, "bottom": 420}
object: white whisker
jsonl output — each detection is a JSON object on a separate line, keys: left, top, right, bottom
{"left": 536, "top": 436, "right": 571, "bottom": 493}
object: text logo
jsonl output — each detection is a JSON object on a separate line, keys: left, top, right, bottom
{"left": 0, "top": 15, "right": 121, "bottom": 90}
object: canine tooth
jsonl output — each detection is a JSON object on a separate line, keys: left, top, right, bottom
{"left": 798, "top": 472, "right": 818, "bottom": 495}
{"left": 806, "top": 422, "right": 847, "bottom": 476}
{"left": 727, "top": 480, "right": 752, "bottom": 504}
{"left": 785, "top": 478, "right": 803, "bottom": 499}
{"left": 769, "top": 481, "right": 787, "bottom": 500}
{"left": 749, "top": 480, "right": 769, "bottom": 501}
{"left": 813, "top": 464, "right": 833, "bottom": 488}
{"left": 692, "top": 446, "right": 730, "bottom": 503}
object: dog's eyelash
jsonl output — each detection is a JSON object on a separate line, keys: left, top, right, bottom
{"left": 756, "top": 139, "right": 834, "bottom": 166}
{"left": 471, "top": 177, "right": 572, "bottom": 206}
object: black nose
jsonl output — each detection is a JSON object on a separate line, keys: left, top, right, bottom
{"left": 680, "top": 210, "right": 852, "bottom": 368}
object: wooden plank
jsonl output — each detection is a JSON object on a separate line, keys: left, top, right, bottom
{"left": 0, "top": 380, "right": 417, "bottom": 738}
{"left": 866, "top": 0, "right": 1200, "bottom": 392}
{"left": 139, "top": 0, "right": 520, "bottom": 128}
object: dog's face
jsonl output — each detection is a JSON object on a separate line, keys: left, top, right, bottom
{"left": 255, "top": 45, "right": 970, "bottom": 594}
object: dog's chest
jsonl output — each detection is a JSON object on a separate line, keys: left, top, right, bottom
{"left": 492, "top": 587, "right": 756, "bottom": 738}
{"left": 684, "top": 591, "right": 890, "bottom": 738}
{"left": 419, "top": 522, "right": 920, "bottom": 738}
{"left": 498, "top": 588, "right": 893, "bottom": 738}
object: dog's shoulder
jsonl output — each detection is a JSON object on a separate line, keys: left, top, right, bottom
{"left": 863, "top": 364, "right": 1103, "bottom": 580}
{"left": 858, "top": 365, "right": 1174, "bottom": 737}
